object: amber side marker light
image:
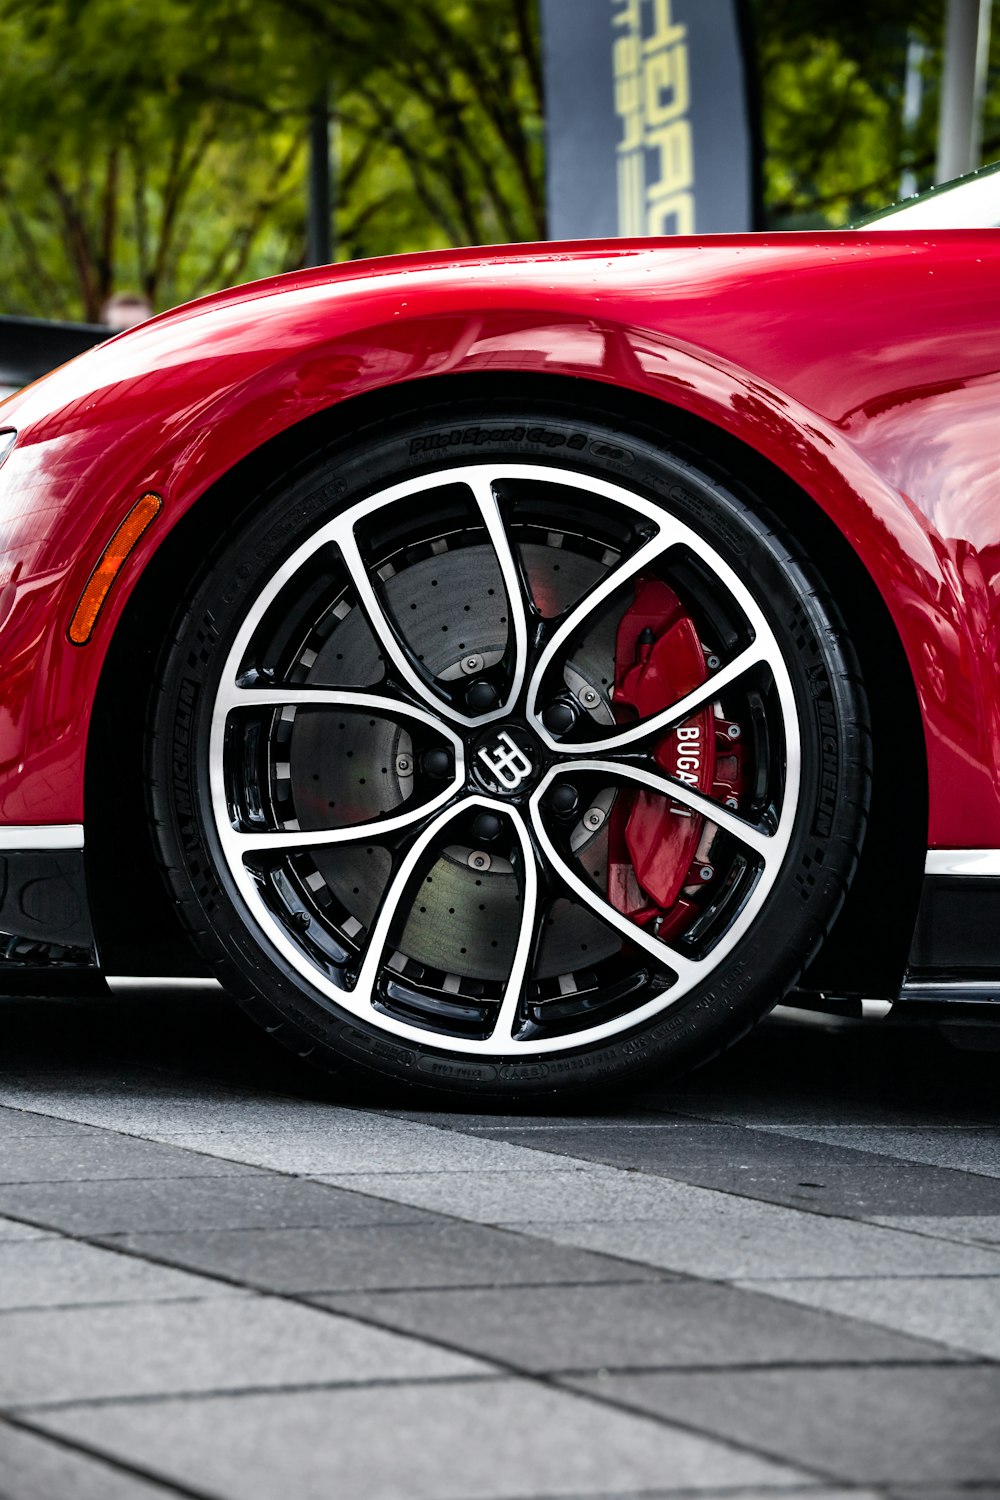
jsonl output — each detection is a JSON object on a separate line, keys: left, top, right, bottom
{"left": 68, "top": 492, "right": 163, "bottom": 645}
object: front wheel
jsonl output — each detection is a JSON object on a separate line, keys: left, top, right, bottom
{"left": 148, "top": 404, "right": 870, "bottom": 1095}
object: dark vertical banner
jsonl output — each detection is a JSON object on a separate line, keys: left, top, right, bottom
{"left": 540, "top": 0, "right": 759, "bottom": 238}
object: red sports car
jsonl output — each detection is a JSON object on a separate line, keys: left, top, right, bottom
{"left": 2, "top": 170, "right": 998, "bottom": 1096}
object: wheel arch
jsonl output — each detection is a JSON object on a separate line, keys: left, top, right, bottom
{"left": 85, "top": 369, "right": 925, "bottom": 996}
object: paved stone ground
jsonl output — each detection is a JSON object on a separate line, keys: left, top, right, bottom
{"left": 0, "top": 989, "right": 998, "bottom": 1500}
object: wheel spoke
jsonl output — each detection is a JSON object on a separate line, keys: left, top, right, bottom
{"left": 335, "top": 522, "right": 456, "bottom": 720}
{"left": 214, "top": 685, "right": 463, "bottom": 726}
{"left": 467, "top": 474, "right": 531, "bottom": 719}
{"left": 527, "top": 523, "right": 682, "bottom": 737}
{"left": 487, "top": 808, "right": 539, "bottom": 1044}
{"left": 351, "top": 796, "right": 527, "bottom": 1012}
{"left": 352, "top": 801, "right": 465, "bottom": 1005}
{"left": 553, "top": 759, "right": 776, "bottom": 860}
{"left": 227, "top": 789, "right": 458, "bottom": 853}
{"left": 526, "top": 789, "right": 706, "bottom": 985}
{"left": 213, "top": 688, "right": 464, "bottom": 852}
{"left": 570, "top": 643, "right": 768, "bottom": 755}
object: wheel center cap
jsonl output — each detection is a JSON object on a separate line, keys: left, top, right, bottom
{"left": 471, "top": 725, "right": 540, "bottom": 797}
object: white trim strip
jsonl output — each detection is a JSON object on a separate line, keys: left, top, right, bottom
{"left": 0, "top": 824, "right": 84, "bottom": 851}
{"left": 901, "top": 979, "right": 1000, "bottom": 996}
{"left": 106, "top": 976, "right": 224, "bottom": 993}
{"left": 860, "top": 998, "right": 894, "bottom": 1020}
{"left": 924, "top": 849, "right": 1000, "bottom": 877}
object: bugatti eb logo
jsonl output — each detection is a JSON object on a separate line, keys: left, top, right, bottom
{"left": 477, "top": 731, "right": 534, "bottom": 790}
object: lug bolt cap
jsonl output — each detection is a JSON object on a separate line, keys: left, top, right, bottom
{"left": 466, "top": 680, "right": 499, "bottom": 712}
{"left": 548, "top": 784, "right": 579, "bottom": 816}
{"left": 472, "top": 812, "right": 502, "bottom": 843}
{"left": 543, "top": 701, "right": 577, "bottom": 735}
{"left": 421, "top": 748, "right": 453, "bottom": 779}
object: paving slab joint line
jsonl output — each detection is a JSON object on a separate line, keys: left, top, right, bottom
{"left": 0, "top": 1291, "right": 254, "bottom": 1317}
{"left": 293, "top": 1274, "right": 680, "bottom": 1298}
{"left": 0, "top": 1172, "right": 271, "bottom": 1187}
{"left": 739, "top": 1273, "right": 1000, "bottom": 1282}
{"left": 306, "top": 1166, "right": 593, "bottom": 1176}
{"left": 0, "top": 1204, "right": 839, "bottom": 1487}
{"left": 90, "top": 1215, "right": 434, "bottom": 1239}
{"left": 854, "top": 1217, "right": 1000, "bottom": 1255}
{"left": 894, "top": 1487, "right": 1000, "bottom": 1494}
{"left": 546, "top": 1356, "right": 991, "bottom": 1378}
{"left": 444, "top": 1488, "right": 879, "bottom": 1500}
{"left": 8, "top": 1370, "right": 508, "bottom": 1415}
{"left": 505, "top": 1212, "right": 1000, "bottom": 1278}
{"left": 549, "top": 1364, "right": 999, "bottom": 1489}
{"left": 0, "top": 1410, "right": 215, "bottom": 1500}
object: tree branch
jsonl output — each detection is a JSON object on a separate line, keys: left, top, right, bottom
{"left": 43, "top": 165, "right": 99, "bottom": 318}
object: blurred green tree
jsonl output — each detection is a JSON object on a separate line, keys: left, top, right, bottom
{"left": 0, "top": 0, "right": 313, "bottom": 317}
{"left": 751, "top": 0, "right": 1000, "bottom": 227}
{"left": 0, "top": 0, "right": 544, "bottom": 319}
{"left": 281, "top": 0, "right": 545, "bottom": 253}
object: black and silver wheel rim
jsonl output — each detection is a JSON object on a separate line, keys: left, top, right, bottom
{"left": 209, "top": 463, "right": 801, "bottom": 1057}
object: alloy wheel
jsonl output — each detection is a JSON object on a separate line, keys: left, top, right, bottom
{"left": 207, "top": 463, "right": 801, "bottom": 1058}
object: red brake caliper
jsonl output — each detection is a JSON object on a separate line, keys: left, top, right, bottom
{"left": 607, "top": 578, "right": 743, "bottom": 941}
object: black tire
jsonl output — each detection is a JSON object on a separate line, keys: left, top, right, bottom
{"left": 148, "top": 400, "right": 870, "bottom": 1097}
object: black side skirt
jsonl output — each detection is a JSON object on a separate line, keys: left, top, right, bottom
{"left": 0, "top": 849, "right": 105, "bottom": 996}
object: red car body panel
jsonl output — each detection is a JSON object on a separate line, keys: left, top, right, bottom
{"left": 1, "top": 231, "right": 998, "bottom": 849}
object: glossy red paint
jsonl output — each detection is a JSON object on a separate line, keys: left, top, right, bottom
{"left": 1, "top": 231, "right": 998, "bottom": 845}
